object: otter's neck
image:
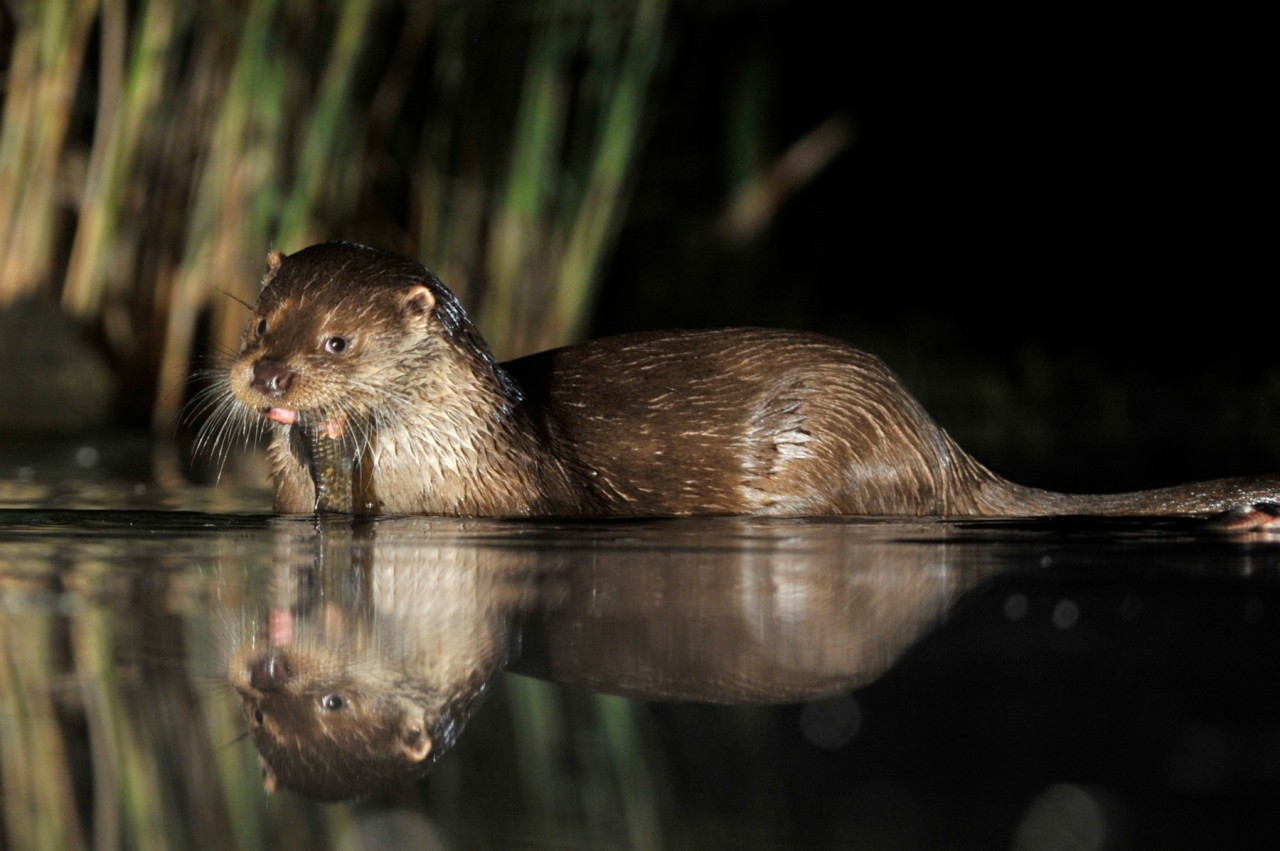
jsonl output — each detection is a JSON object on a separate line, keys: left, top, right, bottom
{"left": 364, "top": 351, "right": 578, "bottom": 516}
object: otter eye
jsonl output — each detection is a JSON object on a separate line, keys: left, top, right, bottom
{"left": 320, "top": 693, "right": 346, "bottom": 711}
{"left": 256, "top": 318, "right": 268, "bottom": 337}
{"left": 249, "top": 705, "right": 264, "bottom": 726}
{"left": 324, "top": 336, "right": 349, "bottom": 355}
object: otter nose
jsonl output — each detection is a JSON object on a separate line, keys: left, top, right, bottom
{"left": 249, "top": 649, "right": 293, "bottom": 691}
{"left": 252, "top": 360, "right": 294, "bottom": 396}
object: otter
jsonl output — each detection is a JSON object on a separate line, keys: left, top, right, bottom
{"left": 227, "top": 516, "right": 990, "bottom": 799}
{"left": 207, "top": 241, "right": 1280, "bottom": 524}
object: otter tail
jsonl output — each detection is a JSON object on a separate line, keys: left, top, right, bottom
{"left": 966, "top": 474, "right": 1280, "bottom": 521}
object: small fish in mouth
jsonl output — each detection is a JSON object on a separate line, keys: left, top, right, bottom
{"left": 294, "top": 413, "right": 356, "bottom": 514}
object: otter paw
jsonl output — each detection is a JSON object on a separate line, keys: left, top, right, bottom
{"left": 1207, "top": 502, "right": 1280, "bottom": 532}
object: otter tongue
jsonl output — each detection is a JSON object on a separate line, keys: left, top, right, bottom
{"left": 268, "top": 607, "right": 295, "bottom": 646}
{"left": 264, "top": 407, "right": 297, "bottom": 425}
{"left": 298, "top": 416, "right": 356, "bottom": 514}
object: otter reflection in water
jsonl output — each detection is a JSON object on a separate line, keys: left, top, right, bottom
{"left": 228, "top": 518, "right": 553, "bottom": 800}
{"left": 229, "top": 517, "right": 995, "bottom": 800}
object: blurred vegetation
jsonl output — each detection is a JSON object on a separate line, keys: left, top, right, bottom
{"left": 0, "top": 0, "right": 667, "bottom": 433}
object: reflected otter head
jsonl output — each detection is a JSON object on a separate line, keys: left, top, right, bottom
{"left": 221, "top": 521, "right": 533, "bottom": 801}
{"left": 229, "top": 637, "right": 485, "bottom": 801}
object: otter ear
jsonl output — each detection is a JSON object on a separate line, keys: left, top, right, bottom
{"left": 400, "top": 720, "right": 433, "bottom": 763}
{"left": 259, "top": 755, "right": 279, "bottom": 794}
{"left": 403, "top": 285, "right": 436, "bottom": 319}
{"left": 262, "top": 249, "right": 286, "bottom": 289}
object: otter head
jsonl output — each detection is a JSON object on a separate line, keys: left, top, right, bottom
{"left": 229, "top": 243, "right": 474, "bottom": 440}
{"left": 230, "top": 639, "right": 451, "bottom": 801}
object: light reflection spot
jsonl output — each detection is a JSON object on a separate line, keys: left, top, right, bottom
{"left": 1004, "top": 593, "right": 1030, "bottom": 621}
{"left": 1052, "top": 599, "right": 1079, "bottom": 629}
{"left": 75, "top": 445, "right": 100, "bottom": 469}
{"left": 1012, "top": 783, "right": 1112, "bottom": 851}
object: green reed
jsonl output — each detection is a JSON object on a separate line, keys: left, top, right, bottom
{"left": 595, "top": 693, "right": 665, "bottom": 851}
{"left": 1, "top": 3, "right": 681, "bottom": 844}
{"left": 72, "top": 606, "right": 177, "bottom": 851}
{"left": 0, "top": 0, "right": 98, "bottom": 302}
{"left": 0, "top": 0, "right": 667, "bottom": 430}
{"left": 1, "top": 610, "right": 86, "bottom": 850}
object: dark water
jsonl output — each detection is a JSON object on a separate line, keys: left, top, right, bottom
{"left": 1, "top": 478, "right": 1279, "bottom": 850}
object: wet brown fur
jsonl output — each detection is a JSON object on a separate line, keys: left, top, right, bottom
{"left": 224, "top": 242, "right": 1280, "bottom": 519}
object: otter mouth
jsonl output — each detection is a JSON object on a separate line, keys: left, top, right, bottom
{"left": 263, "top": 407, "right": 299, "bottom": 425}
{"left": 262, "top": 407, "right": 349, "bottom": 439}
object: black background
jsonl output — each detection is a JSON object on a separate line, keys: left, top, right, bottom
{"left": 593, "top": 2, "right": 1274, "bottom": 493}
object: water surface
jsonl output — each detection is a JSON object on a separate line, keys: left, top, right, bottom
{"left": 1, "top": 478, "right": 1278, "bottom": 849}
